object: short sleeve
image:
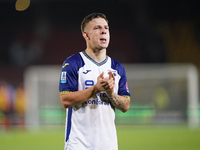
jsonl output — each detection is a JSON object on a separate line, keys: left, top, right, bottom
{"left": 59, "top": 53, "right": 84, "bottom": 95}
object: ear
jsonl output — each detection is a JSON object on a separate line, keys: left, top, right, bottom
{"left": 82, "top": 32, "right": 90, "bottom": 40}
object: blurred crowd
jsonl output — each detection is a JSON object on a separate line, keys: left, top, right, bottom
{"left": 0, "top": 81, "right": 26, "bottom": 131}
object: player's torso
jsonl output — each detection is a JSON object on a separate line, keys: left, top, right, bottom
{"left": 67, "top": 51, "right": 119, "bottom": 150}
{"left": 77, "top": 51, "right": 120, "bottom": 108}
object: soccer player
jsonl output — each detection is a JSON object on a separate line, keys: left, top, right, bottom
{"left": 59, "top": 13, "right": 131, "bottom": 150}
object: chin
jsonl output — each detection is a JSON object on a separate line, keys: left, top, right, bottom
{"left": 98, "top": 47, "right": 107, "bottom": 50}
{"left": 100, "top": 44, "right": 109, "bottom": 49}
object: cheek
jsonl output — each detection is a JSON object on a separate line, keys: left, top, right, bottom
{"left": 108, "top": 32, "right": 110, "bottom": 39}
{"left": 90, "top": 37, "right": 98, "bottom": 45}
{"left": 93, "top": 35, "right": 99, "bottom": 42}
{"left": 108, "top": 35, "right": 110, "bottom": 41}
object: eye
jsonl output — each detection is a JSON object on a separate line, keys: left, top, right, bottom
{"left": 94, "top": 26, "right": 99, "bottom": 29}
{"left": 105, "top": 26, "right": 109, "bottom": 30}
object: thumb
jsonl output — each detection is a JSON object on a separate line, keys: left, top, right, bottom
{"left": 98, "top": 71, "right": 104, "bottom": 79}
{"left": 109, "top": 71, "right": 115, "bottom": 80}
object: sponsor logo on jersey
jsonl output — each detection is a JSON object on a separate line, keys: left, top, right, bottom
{"left": 85, "top": 93, "right": 110, "bottom": 106}
{"left": 61, "top": 71, "right": 66, "bottom": 83}
{"left": 86, "top": 99, "right": 110, "bottom": 106}
{"left": 83, "top": 70, "right": 91, "bottom": 74}
{"left": 62, "top": 63, "right": 69, "bottom": 68}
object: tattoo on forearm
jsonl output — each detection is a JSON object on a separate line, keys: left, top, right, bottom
{"left": 107, "top": 93, "right": 130, "bottom": 112}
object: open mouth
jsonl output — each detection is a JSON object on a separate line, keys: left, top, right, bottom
{"left": 100, "top": 38, "right": 107, "bottom": 43}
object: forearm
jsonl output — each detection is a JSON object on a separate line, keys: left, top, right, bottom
{"left": 60, "top": 86, "right": 99, "bottom": 108}
{"left": 107, "top": 93, "right": 130, "bottom": 112}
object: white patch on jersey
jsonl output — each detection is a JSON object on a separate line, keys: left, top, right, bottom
{"left": 61, "top": 71, "right": 66, "bottom": 83}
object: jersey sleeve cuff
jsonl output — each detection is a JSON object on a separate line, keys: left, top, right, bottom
{"left": 123, "top": 96, "right": 130, "bottom": 100}
{"left": 60, "top": 91, "right": 72, "bottom": 95}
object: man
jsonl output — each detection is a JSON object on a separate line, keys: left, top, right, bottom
{"left": 59, "top": 13, "right": 130, "bottom": 150}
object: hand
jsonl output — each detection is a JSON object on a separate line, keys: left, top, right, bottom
{"left": 94, "top": 72, "right": 106, "bottom": 93}
{"left": 105, "top": 71, "right": 115, "bottom": 95}
{"left": 94, "top": 71, "right": 115, "bottom": 93}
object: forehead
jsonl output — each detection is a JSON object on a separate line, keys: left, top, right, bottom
{"left": 88, "top": 18, "right": 108, "bottom": 27}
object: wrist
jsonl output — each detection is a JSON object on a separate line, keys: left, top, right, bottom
{"left": 92, "top": 85, "right": 101, "bottom": 95}
{"left": 106, "top": 92, "right": 114, "bottom": 98}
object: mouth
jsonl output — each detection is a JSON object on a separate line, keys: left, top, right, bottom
{"left": 100, "top": 38, "right": 107, "bottom": 43}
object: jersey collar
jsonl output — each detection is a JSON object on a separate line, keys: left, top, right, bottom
{"left": 82, "top": 51, "right": 108, "bottom": 67}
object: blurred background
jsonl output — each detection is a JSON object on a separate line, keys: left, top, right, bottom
{"left": 1, "top": 0, "right": 200, "bottom": 81}
{"left": 1, "top": 0, "right": 200, "bottom": 149}
{"left": 0, "top": 0, "right": 200, "bottom": 148}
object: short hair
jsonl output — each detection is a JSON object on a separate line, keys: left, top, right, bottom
{"left": 81, "top": 13, "right": 108, "bottom": 33}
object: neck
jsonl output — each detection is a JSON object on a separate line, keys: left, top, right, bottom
{"left": 85, "top": 48, "right": 106, "bottom": 63}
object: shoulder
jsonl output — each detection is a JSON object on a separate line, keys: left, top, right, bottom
{"left": 62, "top": 52, "right": 85, "bottom": 69}
{"left": 110, "top": 57, "right": 125, "bottom": 73}
{"left": 65, "top": 52, "right": 82, "bottom": 63}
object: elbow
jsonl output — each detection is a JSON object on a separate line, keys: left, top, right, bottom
{"left": 121, "top": 105, "right": 129, "bottom": 113}
{"left": 61, "top": 99, "right": 72, "bottom": 108}
{"left": 121, "top": 100, "right": 130, "bottom": 113}
{"left": 62, "top": 103, "right": 71, "bottom": 109}
{"left": 60, "top": 96, "right": 71, "bottom": 108}
{"left": 122, "top": 109, "right": 128, "bottom": 113}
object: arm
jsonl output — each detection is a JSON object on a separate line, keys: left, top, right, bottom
{"left": 107, "top": 93, "right": 130, "bottom": 113}
{"left": 105, "top": 71, "right": 130, "bottom": 113}
{"left": 60, "top": 86, "right": 98, "bottom": 108}
{"left": 60, "top": 72, "right": 108, "bottom": 108}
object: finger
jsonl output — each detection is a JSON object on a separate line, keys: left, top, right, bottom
{"left": 98, "top": 72, "right": 104, "bottom": 79}
{"left": 100, "top": 72, "right": 104, "bottom": 78}
{"left": 103, "top": 77, "right": 109, "bottom": 82}
{"left": 102, "top": 81, "right": 108, "bottom": 87}
{"left": 109, "top": 71, "right": 115, "bottom": 81}
{"left": 103, "top": 84, "right": 110, "bottom": 90}
{"left": 107, "top": 78, "right": 113, "bottom": 85}
{"left": 107, "top": 79, "right": 115, "bottom": 90}
{"left": 104, "top": 79, "right": 114, "bottom": 88}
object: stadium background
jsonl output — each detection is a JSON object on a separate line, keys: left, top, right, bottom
{"left": 0, "top": 0, "right": 200, "bottom": 149}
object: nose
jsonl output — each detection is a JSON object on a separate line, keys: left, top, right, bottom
{"left": 101, "top": 28, "right": 107, "bottom": 34}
